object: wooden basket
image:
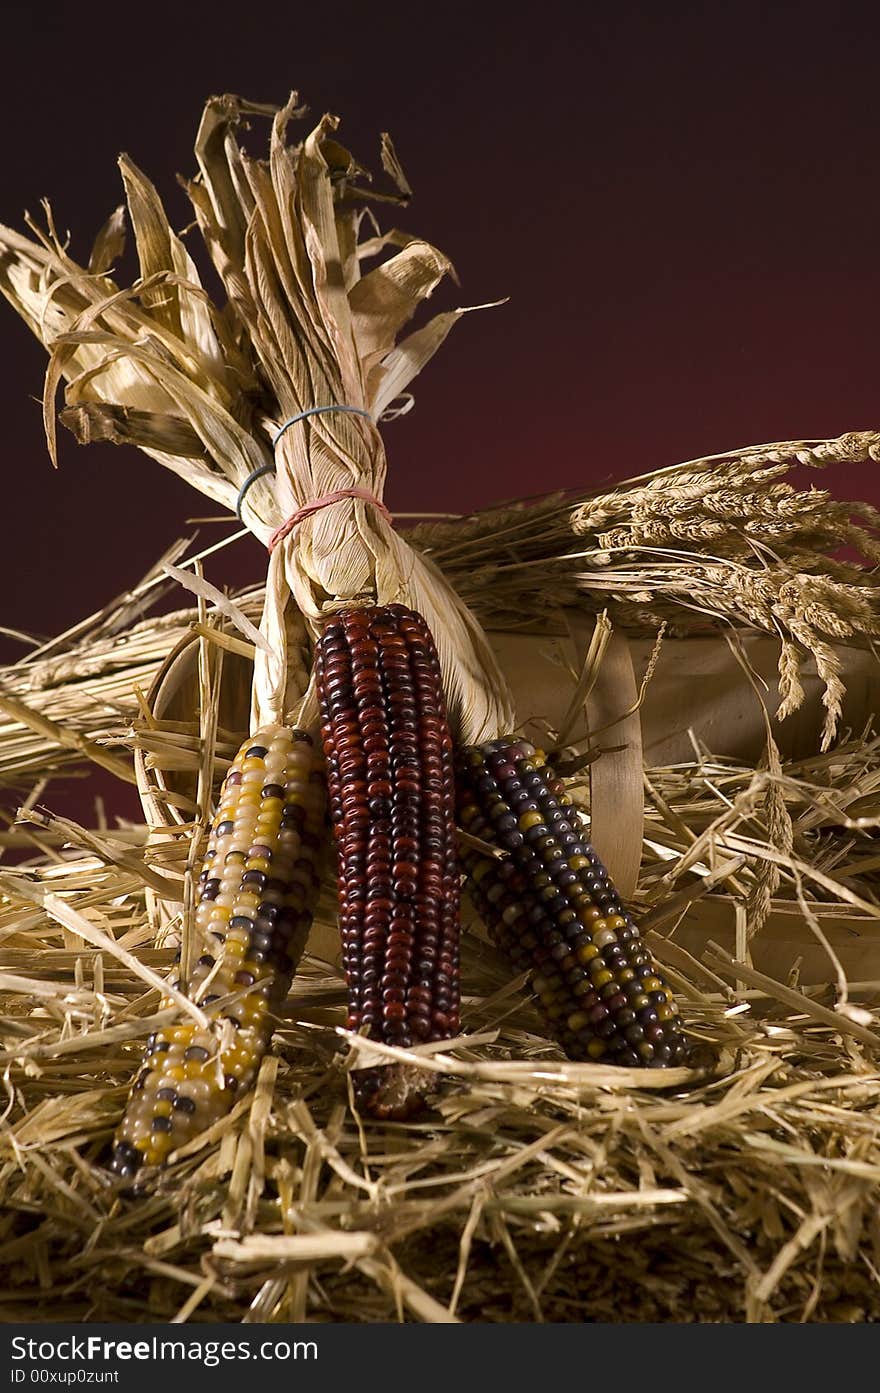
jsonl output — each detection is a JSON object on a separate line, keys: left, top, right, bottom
{"left": 134, "top": 620, "right": 880, "bottom": 986}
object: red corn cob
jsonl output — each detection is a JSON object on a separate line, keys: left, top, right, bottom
{"left": 315, "top": 603, "right": 461, "bottom": 1118}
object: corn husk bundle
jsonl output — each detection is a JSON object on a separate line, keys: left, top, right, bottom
{"left": 2, "top": 92, "right": 880, "bottom": 1321}
{"left": 0, "top": 93, "right": 511, "bottom": 745}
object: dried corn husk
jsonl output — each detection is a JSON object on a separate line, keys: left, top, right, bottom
{"left": 0, "top": 94, "right": 513, "bottom": 743}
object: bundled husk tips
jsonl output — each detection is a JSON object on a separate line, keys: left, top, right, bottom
{"left": 1, "top": 93, "right": 512, "bottom": 744}
{"left": 0, "top": 93, "right": 879, "bottom": 1323}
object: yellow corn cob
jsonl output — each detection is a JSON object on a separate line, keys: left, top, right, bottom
{"left": 110, "top": 725, "right": 324, "bottom": 1178}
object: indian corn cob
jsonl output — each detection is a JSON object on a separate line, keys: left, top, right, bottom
{"left": 457, "top": 737, "right": 690, "bottom": 1067}
{"left": 315, "top": 603, "right": 461, "bottom": 1118}
{"left": 110, "top": 725, "right": 325, "bottom": 1178}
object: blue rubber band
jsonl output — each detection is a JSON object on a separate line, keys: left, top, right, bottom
{"left": 271, "top": 403, "right": 372, "bottom": 448}
{"left": 235, "top": 404, "right": 373, "bottom": 522}
{"left": 235, "top": 462, "right": 276, "bottom": 522}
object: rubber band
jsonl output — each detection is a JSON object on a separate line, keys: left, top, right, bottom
{"left": 235, "top": 404, "right": 373, "bottom": 521}
{"left": 271, "top": 403, "right": 372, "bottom": 449}
{"left": 235, "top": 462, "right": 276, "bottom": 521}
{"left": 268, "top": 487, "right": 392, "bottom": 554}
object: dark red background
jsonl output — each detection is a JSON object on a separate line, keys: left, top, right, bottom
{"left": 2, "top": 0, "right": 879, "bottom": 652}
